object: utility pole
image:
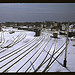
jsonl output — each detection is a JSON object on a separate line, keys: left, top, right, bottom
{"left": 63, "top": 22, "right": 69, "bottom": 67}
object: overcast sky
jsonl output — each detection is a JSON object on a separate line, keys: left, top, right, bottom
{"left": 0, "top": 3, "right": 75, "bottom": 22}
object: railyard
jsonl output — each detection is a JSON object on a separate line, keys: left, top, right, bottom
{"left": 0, "top": 27, "right": 75, "bottom": 72}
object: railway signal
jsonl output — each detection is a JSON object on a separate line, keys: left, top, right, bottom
{"left": 63, "top": 22, "right": 69, "bottom": 67}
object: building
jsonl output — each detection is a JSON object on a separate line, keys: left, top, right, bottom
{"left": 71, "top": 28, "right": 75, "bottom": 32}
{"left": 54, "top": 22, "right": 58, "bottom": 27}
{"left": 68, "top": 24, "right": 75, "bottom": 37}
{"left": 62, "top": 24, "right": 66, "bottom": 31}
{"left": 69, "top": 24, "right": 75, "bottom": 32}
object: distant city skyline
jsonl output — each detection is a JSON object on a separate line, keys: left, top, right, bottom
{"left": 0, "top": 3, "right": 75, "bottom": 22}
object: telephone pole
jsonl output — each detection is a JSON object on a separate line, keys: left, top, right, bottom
{"left": 63, "top": 21, "right": 69, "bottom": 67}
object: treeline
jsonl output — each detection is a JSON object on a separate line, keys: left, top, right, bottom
{"left": 0, "top": 21, "right": 75, "bottom": 28}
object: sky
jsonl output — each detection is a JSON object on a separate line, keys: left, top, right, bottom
{"left": 0, "top": 3, "right": 75, "bottom": 22}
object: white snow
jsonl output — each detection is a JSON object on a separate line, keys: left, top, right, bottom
{"left": 0, "top": 27, "right": 75, "bottom": 72}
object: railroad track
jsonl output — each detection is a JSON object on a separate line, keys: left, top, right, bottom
{"left": 33, "top": 39, "right": 56, "bottom": 72}
{"left": 1, "top": 32, "right": 26, "bottom": 48}
{"left": 0, "top": 31, "right": 67, "bottom": 72}
{"left": 16, "top": 35, "right": 51, "bottom": 72}
{"left": 43, "top": 47, "right": 66, "bottom": 72}
{"left": 0, "top": 32, "right": 26, "bottom": 53}
{"left": 0, "top": 32, "right": 21, "bottom": 49}
{"left": 42, "top": 39, "right": 58, "bottom": 72}
{"left": 35, "top": 41, "right": 66, "bottom": 72}
{"left": 0, "top": 36, "right": 37, "bottom": 61}
{"left": 0, "top": 34, "right": 46, "bottom": 72}
{"left": 7, "top": 32, "right": 27, "bottom": 48}
{"left": 25, "top": 35, "right": 51, "bottom": 72}
{"left": 0, "top": 31, "right": 5, "bottom": 46}
{"left": 26, "top": 38, "right": 66, "bottom": 72}
{"left": 45, "top": 41, "right": 69, "bottom": 72}
{"left": 1, "top": 37, "right": 45, "bottom": 72}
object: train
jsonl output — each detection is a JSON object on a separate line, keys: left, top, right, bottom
{"left": 53, "top": 32, "right": 58, "bottom": 38}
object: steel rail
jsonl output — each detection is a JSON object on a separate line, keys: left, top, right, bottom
{"left": 0, "top": 37, "right": 41, "bottom": 62}
{"left": 0, "top": 37, "right": 37, "bottom": 60}
{"left": 16, "top": 36, "right": 49, "bottom": 72}
{"left": 42, "top": 39, "right": 57, "bottom": 72}
{"left": 34, "top": 39, "right": 56, "bottom": 72}
{"left": 1, "top": 36, "right": 45, "bottom": 72}
{"left": 25, "top": 35, "right": 50, "bottom": 72}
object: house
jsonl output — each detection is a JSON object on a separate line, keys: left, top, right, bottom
{"left": 54, "top": 22, "right": 58, "bottom": 27}
{"left": 69, "top": 24, "right": 75, "bottom": 32}
{"left": 68, "top": 24, "right": 75, "bottom": 37}
{"left": 62, "top": 24, "right": 66, "bottom": 31}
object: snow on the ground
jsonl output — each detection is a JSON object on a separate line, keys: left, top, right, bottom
{"left": 0, "top": 27, "right": 75, "bottom": 72}
{"left": 67, "top": 40, "right": 75, "bottom": 72}
{"left": 48, "top": 38, "right": 75, "bottom": 72}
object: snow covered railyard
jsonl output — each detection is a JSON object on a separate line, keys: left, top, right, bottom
{"left": 0, "top": 28, "right": 75, "bottom": 73}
